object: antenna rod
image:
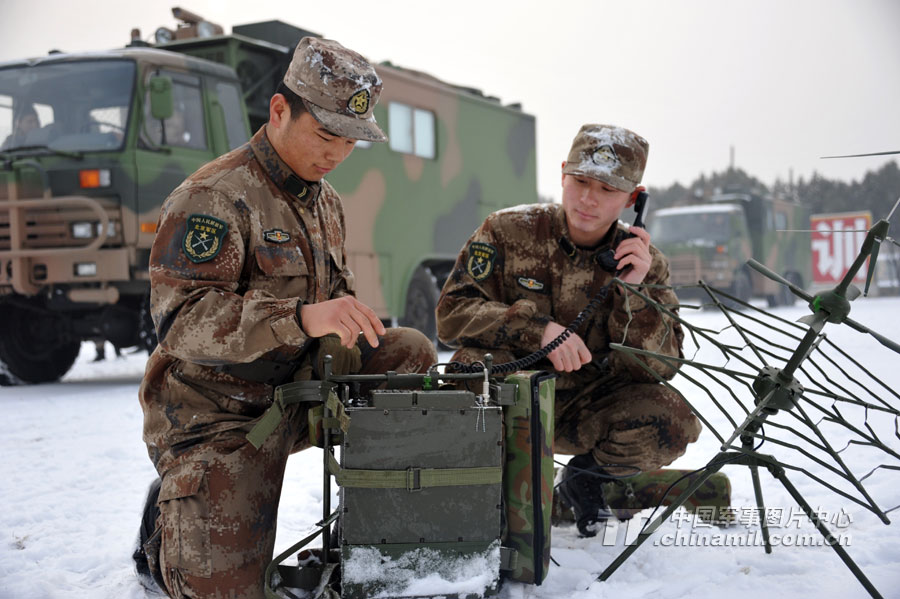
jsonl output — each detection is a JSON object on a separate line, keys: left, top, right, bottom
{"left": 886, "top": 196, "right": 900, "bottom": 222}
{"left": 821, "top": 150, "right": 900, "bottom": 159}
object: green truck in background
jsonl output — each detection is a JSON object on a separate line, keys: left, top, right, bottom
{"left": 648, "top": 188, "right": 810, "bottom": 307}
{"left": 0, "top": 9, "right": 537, "bottom": 385}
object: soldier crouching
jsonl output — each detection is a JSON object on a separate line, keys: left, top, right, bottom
{"left": 134, "top": 37, "right": 437, "bottom": 599}
{"left": 436, "top": 124, "right": 701, "bottom": 537}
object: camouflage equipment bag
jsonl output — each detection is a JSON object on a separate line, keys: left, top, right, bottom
{"left": 500, "top": 371, "right": 555, "bottom": 585}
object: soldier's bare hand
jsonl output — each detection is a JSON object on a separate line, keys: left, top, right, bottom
{"left": 614, "top": 225, "right": 652, "bottom": 285}
{"left": 299, "top": 296, "right": 386, "bottom": 348}
{"left": 541, "top": 321, "right": 592, "bottom": 372}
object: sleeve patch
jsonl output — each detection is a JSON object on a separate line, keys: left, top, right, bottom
{"left": 466, "top": 242, "right": 497, "bottom": 281}
{"left": 183, "top": 214, "right": 228, "bottom": 263}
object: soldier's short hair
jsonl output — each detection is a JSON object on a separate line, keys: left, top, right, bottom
{"left": 275, "top": 81, "right": 308, "bottom": 122}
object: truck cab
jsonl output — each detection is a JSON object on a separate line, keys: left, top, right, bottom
{"left": 649, "top": 189, "right": 809, "bottom": 307}
{"left": 0, "top": 48, "right": 249, "bottom": 384}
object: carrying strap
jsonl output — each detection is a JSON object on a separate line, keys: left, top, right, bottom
{"left": 247, "top": 381, "right": 347, "bottom": 449}
{"left": 326, "top": 452, "right": 502, "bottom": 491}
{"left": 214, "top": 357, "right": 297, "bottom": 385}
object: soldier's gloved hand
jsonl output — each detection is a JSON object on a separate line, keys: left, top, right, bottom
{"left": 315, "top": 334, "right": 362, "bottom": 376}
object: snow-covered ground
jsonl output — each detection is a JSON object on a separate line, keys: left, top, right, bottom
{"left": 2, "top": 297, "right": 900, "bottom": 599}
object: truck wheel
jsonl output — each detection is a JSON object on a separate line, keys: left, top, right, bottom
{"left": 725, "top": 271, "right": 752, "bottom": 310}
{"left": 0, "top": 304, "right": 80, "bottom": 385}
{"left": 399, "top": 266, "right": 440, "bottom": 345}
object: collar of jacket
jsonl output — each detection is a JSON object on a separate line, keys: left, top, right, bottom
{"left": 250, "top": 126, "right": 320, "bottom": 207}
{"left": 553, "top": 204, "right": 621, "bottom": 262}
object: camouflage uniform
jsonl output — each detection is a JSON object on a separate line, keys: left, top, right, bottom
{"left": 139, "top": 125, "right": 436, "bottom": 598}
{"left": 437, "top": 202, "right": 700, "bottom": 474}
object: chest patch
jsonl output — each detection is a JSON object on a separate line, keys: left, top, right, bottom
{"left": 264, "top": 229, "right": 292, "bottom": 244}
{"left": 183, "top": 214, "right": 228, "bottom": 263}
{"left": 517, "top": 276, "right": 546, "bottom": 292}
{"left": 466, "top": 242, "right": 497, "bottom": 282}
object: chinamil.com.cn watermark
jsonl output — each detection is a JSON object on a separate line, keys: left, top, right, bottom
{"left": 588, "top": 506, "right": 854, "bottom": 548}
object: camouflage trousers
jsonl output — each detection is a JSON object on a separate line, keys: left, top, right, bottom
{"left": 139, "top": 327, "right": 437, "bottom": 599}
{"left": 451, "top": 348, "right": 701, "bottom": 474}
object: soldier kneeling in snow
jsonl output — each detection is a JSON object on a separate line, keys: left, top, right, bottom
{"left": 436, "top": 123, "right": 701, "bottom": 536}
{"left": 134, "top": 37, "right": 436, "bottom": 599}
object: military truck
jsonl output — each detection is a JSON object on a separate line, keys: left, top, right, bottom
{"left": 0, "top": 12, "right": 537, "bottom": 385}
{"left": 648, "top": 188, "right": 810, "bottom": 306}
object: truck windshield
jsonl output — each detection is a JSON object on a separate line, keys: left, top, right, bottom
{"left": 0, "top": 60, "right": 134, "bottom": 153}
{"left": 649, "top": 211, "right": 734, "bottom": 245}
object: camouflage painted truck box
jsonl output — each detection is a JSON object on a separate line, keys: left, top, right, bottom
{"left": 648, "top": 189, "right": 810, "bottom": 306}
{"left": 0, "top": 16, "right": 537, "bottom": 385}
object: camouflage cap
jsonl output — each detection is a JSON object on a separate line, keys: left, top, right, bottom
{"left": 562, "top": 124, "right": 649, "bottom": 192}
{"left": 283, "top": 37, "right": 386, "bottom": 142}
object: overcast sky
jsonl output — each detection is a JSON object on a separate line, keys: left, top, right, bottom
{"left": 1, "top": 0, "right": 898, "bottom": 201}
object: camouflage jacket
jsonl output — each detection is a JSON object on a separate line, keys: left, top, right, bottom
{"left": 144, "top": 126, "right": 354, "bottom": 401}
{"left": 436, "top": 203, "right": 683, "bottom": 386}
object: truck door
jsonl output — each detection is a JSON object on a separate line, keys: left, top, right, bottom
{"left": 134, "top": 69, "right": 216, "bottom": 250}
{"left": 205, "top": 78, "right": 250, "bottom": 156}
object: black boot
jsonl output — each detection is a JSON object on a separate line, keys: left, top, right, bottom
{"left": 133, "top": 478, "right": 166, "bottom": 595}
{"left": 558, "top": 453, "right": 613, "bottom": 537}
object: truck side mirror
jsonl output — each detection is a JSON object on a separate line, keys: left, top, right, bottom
{"left": 148, "top": 75, "right": 174, "bottom": 121}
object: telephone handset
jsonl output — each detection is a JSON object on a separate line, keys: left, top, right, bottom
{"left": 595, "top": 187, "right": 649, "bottom": 273}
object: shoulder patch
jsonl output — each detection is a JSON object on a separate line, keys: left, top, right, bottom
{"left": 264, "top": 229, "right": 292, "bottom": 243}
{"left": 517, "top": 276, "right": 546, "bottom": 293}
{"left": 466, "top": 242, "right": 497, "bottom": 282}
{"left": 183, "top": 214, "right": 228, "bottom": 263}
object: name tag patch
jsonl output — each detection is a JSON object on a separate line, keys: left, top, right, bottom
{"left": 517, "top": 276, "right": 546, "bottom": 292}
{"left": 264, "top": 229, "right": 292, "bottom": 243}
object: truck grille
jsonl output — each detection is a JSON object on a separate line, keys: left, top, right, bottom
{"left": 668, "top": 254, "right": 702, "bottom": 286}
{"left": 0, "top": 197, "right": 122, "bottom": 252}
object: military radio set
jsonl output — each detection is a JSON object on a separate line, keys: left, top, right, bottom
{"left": 250, "top": 356, "right": 555, "bottom": 598}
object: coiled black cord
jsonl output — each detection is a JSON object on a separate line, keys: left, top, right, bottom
{"left": 449, "top": 280, "right": 616, "bottom": 375}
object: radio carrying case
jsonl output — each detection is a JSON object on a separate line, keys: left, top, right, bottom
{"left": 257, "top": 367, "right": 556, "bottom": 598}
